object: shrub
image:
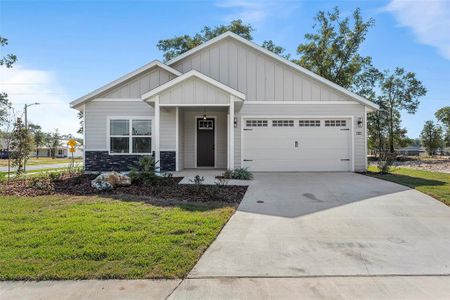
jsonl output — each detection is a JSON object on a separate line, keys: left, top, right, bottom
{"left": 129, "top": 156, "right": 160, "bottom": 185}
{"left": 222, "top": 167, "right": 253, "bottom": 180}
{"left": 189, "top": 175, "right": 204, "bottom": 192}
{"left": 377, "top": 152, "right": 397, "bottom": 174}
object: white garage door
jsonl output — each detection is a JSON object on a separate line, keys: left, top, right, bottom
{"left": 242, "top": 118, "right": 352, "bottom": 172}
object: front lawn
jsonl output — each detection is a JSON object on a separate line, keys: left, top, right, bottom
{"left": 0, "top": 157, "right": 82, "bottom": 167}
{"left": 367, "top": 166, "right": 450, "bottom": 205}
{"left": 0, "top": 195, "right": 234, "bottom": 280}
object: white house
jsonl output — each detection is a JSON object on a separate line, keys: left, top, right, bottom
{"left": 70, "top": 32, "right": 378, "bottom": 173}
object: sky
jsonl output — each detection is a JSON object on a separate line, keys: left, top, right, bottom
{"left": 0, "top": 0, "right": 449, "bottom": 138}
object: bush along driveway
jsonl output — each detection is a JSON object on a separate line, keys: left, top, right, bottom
{"left": 367, "top": 166, "right": 450, "bottom": 205}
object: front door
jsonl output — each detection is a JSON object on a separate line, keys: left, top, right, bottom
{"left": 197, "top": 118, "right": 215, "bottom": 167}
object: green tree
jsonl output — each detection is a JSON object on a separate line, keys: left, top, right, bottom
{"left": 380, "top": 68, "right": 427, "bottom": 153}
{"left": 420, "top": 121, "right": 443, "bottom": 155}
{"left": 435, "top": 106, "right": 450, "bottom": 146}
{"left": 261, "top": 40, "right": 291, "bottom": 59}
{"left": 77, "top": 111, "right": 83, "bottom": 134}
{"left": 10, "top": 118, "right": 34, "bottom": 175}
{"left": 0, "top": 36, "right": 17, "bottom": 126}
{"left": 157, "top": 20, "right": 254, "bottom": 61}
{"left": 45, "top": 130, "right": 62, "bottom": 159}
{"left": 295, "top": 7, "right": 375, "bottom": 90}
{"left": 28, "top": 123, "right": 45, "bottom": 158}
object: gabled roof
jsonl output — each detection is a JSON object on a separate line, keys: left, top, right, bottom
{"left": 166, "top": 32, "right": 379, "bottom": 111}
{"left": 141, "top": 70, "right": 246, "bottom": 101}
{"left": 70, "top": 60, "right": 181, "bottom": 108}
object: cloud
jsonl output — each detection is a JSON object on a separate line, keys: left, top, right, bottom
{"left": 385, "top": 0, "right": 450, "bottom": 60}
{"left": 0, "top": 65, "right": 80, "bottom": 136}
{"left": 217, "top": 0, "right": 298, "bottom": 23}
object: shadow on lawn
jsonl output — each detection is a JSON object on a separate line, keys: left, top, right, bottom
{"left": 367, "top": 172, "right": 446, "bottom": 189}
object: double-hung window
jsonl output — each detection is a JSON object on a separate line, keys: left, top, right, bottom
{"left": 109, "top": 118, "right": 152, "bottom": 154}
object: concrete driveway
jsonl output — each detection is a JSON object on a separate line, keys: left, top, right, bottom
{"left": 171, "top": 173, "right": 450, "bottom": 299}
{"left": 190, "top": 172, "right": 450, "bottom": 277}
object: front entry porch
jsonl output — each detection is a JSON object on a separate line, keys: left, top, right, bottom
{"left": 140, "top": 70, "right": 245, "bottom": 172}
{"left": 155, "top": 105, "right": 236, "bottom": 172}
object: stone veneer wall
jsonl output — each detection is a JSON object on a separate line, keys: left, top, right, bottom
{"left": 85, "top": 151, "right": 176, "bottom": 172}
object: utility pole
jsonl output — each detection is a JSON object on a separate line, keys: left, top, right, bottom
{"left": 23, "top": 102, "right": 40, "bottom": 172}
{"left": 24, "top": 102, "right": 40, "bottom": 129}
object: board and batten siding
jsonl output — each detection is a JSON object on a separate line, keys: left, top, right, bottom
{"left": 99, "top": 67, "right": 176, "bottom": 99}
{"left": 235, "top": 103, "right": 366, "bottom": 171}
{"left": 159, "top": 77, "right": 230, "bottom": 105}
{"left": 84, "top": 101, "right": 154, "bottom": 151}
{"left": 171, "top": 37, "right": 352, "bottom": 103}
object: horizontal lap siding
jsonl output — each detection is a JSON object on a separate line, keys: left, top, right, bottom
{"left": 160, "top": 108, "right": 176, "bottom": 150}
{"left": 235, "top": 104, "right": 366, "bottom": 172}
{"left": 182, "top": 110, "right": 227, "bottom": 169}
{"left": 85, "top": 101, "right": 154, "bottom": 150}
{"left": 172, "top": 38, "right": 351, "bottom": 102}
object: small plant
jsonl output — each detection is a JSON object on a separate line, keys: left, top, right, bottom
{"left": 189, "top": 175, "right": 204, "bottom": 192}
{"left": 129, "top": 156, "right": 160, "bottom": 185}
{"left": 377, "top": 152, "right": 397, "bottom": 174}
{"left": 222, "top": 167, "right": 253, "bottom": 180}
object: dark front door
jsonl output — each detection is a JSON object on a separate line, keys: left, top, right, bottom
{"left": 197, "top": 118, "right": 215, "bottom": 167}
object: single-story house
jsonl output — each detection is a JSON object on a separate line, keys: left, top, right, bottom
{"left": 32, "top": 140, "right": 84, "bottom": 159}
{"left": 397, "top": 146, "right": 426, "bottom": 156}
{"left": 70, "top": 32, "right": 378, "bottom": 173}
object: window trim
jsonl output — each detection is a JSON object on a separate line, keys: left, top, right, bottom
{"left": 107, "top": 116, "right": 153, "bottom": 155}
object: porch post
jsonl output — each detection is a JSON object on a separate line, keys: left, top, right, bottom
{"left": 154, "top": 96, "right": 161, "bottom": 170}
{"left": 175, "top": 106, "right": 180, "bottom": 171}
{"left": 229, "top": 96, "right": 235, "bottom": 169}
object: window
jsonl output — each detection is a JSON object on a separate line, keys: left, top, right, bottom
{"left": 299, "top": 120, "right": 320, "bottom": 127}
{"left": 110, "top": 118, "right": 152, "bottom": 154}
{"left": 272, "top": 120, "right": 294, "bottom": 127}
{"left": 198, "top": 120, "right": 214, "bottom": 130}
{"left": 246, "top": 120, "right": 268, "bottom": 127}
{"left": 325, "top": 119, "right": 347, "bottom": 127}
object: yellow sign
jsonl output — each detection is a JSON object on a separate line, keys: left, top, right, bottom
{"left": 68, "top": 139, "right": 77, "bottom": 147}
{"left": 69, "top": 147, "right": 75, "bottom": 153}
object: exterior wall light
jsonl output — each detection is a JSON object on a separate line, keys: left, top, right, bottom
{"left": 357, "top": 117, "right": 363, "bottom": 128}
{"left": 234, "top": 117, "right": 238, "bottom": 128}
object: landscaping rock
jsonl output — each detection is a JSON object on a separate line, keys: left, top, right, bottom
{"left": 91, "top": 171, "right": 131, "bottom": 190}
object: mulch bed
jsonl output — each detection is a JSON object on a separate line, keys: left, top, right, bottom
{"left": 0, "top": 173, "right": 247, "bottom": 204}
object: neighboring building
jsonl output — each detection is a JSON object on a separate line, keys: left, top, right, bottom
{"left": 70, "top": 32, "right": 379, "bottom": 173}
{"left": 33, "top": 140, "right": 84, "bottom": 158}
{"left": 0, "top": 138, "right": 9, "bottom": 159}
{"left": 397, "top": 146, "right": 426, "bottom": 156}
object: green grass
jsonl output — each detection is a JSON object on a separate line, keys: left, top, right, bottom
{"left": 0, "top": 195, "right": 235, "bottom": 280}
{"left": 367, "top": 166, "right": 450, "bottom": 205}
{"left": 0, "top": 157, "right": 82, "bottom": 167}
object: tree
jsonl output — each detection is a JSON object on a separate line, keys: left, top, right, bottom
{"left": 0, "top": 36, "right": 17, "bottom": 127}
{"left": 77, "top": 111, "right": 83, "bottom": 134}
{"left": 0, "top": 106, "right": 18, "bottom": 181}
{"left": 157, "top": 20, "right": 254, "bottom": 61}
{"left": 435, "top": 106, "right": 450, "bottom": 146}
{"left": 295, "top": 7, "right": 375, "bottom": 90}
{"left": 261, "top": 40, "right": 291, "bottom": 59}
{"left": 28, "top": 123, "right": 45, "bottom": 158}
{"left": 380, "top": 68, "right": 427, "bottom": 153}
{"left": 45, "top": 130, "right": 62, "bottom": 159}
{"left": 10, "top": 118, "right": 34, "bottom": 175}
{"left": 420, "top": 121, "right": 443, "bottom": 156}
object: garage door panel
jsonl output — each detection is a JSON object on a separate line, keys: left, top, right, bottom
{"left": 243, "top": 118, "right": 352, "bottom": 172}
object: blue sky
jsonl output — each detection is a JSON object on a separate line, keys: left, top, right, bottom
{"left": 1, "top": 0, "right": 449, "bottom": 137}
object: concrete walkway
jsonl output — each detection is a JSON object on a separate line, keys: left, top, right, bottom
{"left": 0, "top": 280, "right": 181, "bottom": 300}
